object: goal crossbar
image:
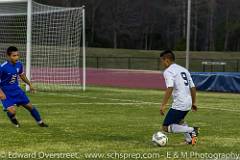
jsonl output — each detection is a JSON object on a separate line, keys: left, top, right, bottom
{"left": 0, "top": 0, "right": 27, "bottom": 3}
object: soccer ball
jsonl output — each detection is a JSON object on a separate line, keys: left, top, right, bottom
{"left": 152, "top": 132, "right": 168, "bottom": 147}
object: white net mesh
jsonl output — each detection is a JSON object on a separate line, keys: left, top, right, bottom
{"left": 0, "top": 2, "right": 27, "bottom": 61}
{"left": 0, "top": 1, "right": 84, "bottom": 91}
{"left": 31, "top": 2, "right": 84, "bottom": 91}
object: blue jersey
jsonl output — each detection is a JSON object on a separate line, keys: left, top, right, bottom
{"left": 0, "top": 60, "right": 30, "bottom": 109}
{"left": 0, "top": 60, "right": 24, "bottom": 91}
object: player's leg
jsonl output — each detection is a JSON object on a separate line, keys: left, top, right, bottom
{"left": 1, "top": 97, "right": 20, "bottom": 127}
{"left": 16, "top": 90, "right": 48, "bottom": 127}
{"left": 162, "top": 108, "right": 194, "bottom": 133}
{"left": 162, "top": 109, "right": 172, "bottom": 132}
{"left": 162, "top": 108, "right": 198, "bottom": 145}
{"left": 176, "top": 119, "right": 199, "bottom": 145}
{"left": 162, "top": 108, "right": 199, "bottom": 145}
{"left": 163, "top": 108, "right": 194, "bottom": 133}
{"left": 6, "top": 106, "right": 20, "bottom": 128}
{"left": 179, "top": 120, "right": 192, "bottom": 144}
{"left": 22, "top": 103, "right": 48, "bottom": 127}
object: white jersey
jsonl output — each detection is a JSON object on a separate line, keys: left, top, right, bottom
{"left": 163, "top": 63, "right": 195, "bottom": 111}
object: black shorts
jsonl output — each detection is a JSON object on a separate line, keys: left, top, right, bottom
{"left": 163, "top": 108, "right": 189, "bottom": 126}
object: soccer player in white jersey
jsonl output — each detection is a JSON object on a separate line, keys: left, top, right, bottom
{"left": 159, "top": 50, "right": 199, "bottom": 145}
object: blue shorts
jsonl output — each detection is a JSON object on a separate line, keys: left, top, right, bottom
{"left": 163, "top": 108, "right": 189, "bottom": 126}
{"left": 1, "top": 88, "right": 30, "bottom": 111}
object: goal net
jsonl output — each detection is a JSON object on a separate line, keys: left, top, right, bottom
{"left": 0, "top": 0, "right": 86, "bottom": 91}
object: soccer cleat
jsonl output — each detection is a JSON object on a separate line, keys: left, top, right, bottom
{"left": 190, "top": 127, "right": 200, "bottom": 145}
{"left": 38, "top": 122, "right": 48, "bottom": 127}
{"left": 10, "top": 118, "right": 20, "bottom": 128}
{"left": 191, "top": 136, "right": 197, "bottom": 145}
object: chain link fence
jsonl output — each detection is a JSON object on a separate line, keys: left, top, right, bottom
{"left": 86, "top": 56, "right": 240, "bottom": 72}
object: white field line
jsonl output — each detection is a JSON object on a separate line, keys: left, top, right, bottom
{"left": 36, "top": 102, "right": 240, "bottom": 112}
{"left": 45, "top": 92, "right": 149, "bottom": 103}
{"left": 35, "top": 102, "right": 156, "bottom": 106}
{"left": 41, "top": 93, "right": 240, "bottom": 112}
{"left": 36, "top": 92, "right": 240, "bottom": 113}
{"left": 199, "top": 106, "right": 240, "bottom": 113}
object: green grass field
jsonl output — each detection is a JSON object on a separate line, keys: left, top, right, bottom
{"left": 86, "top": 48, "right": 240, "bottom": 59}
{"left": 0, "top": 86, "right": 239, "bottom": 160}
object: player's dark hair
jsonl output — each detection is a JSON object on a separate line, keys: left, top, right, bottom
{"left": 6, "top": 46, "right": 18, "bottom": 56}
{"left": 160, "top": 50, "right": 175, "bottom": 61}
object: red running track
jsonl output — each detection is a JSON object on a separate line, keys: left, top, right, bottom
{"left": 86, "top": 68, "right": 166, "bottom": 89}
{"left": 31, "top": 68, "right": 166, "bottom": 90}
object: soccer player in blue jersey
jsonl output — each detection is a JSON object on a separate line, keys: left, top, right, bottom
{"left": 0, "top": 46, "right": 48, "bottom": 127}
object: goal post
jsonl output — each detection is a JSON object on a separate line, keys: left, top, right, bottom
{"left": 26, "top": 0, "right": 32, "bottom": 91}
{"left": 0, "top": 0, "right": 86, "bottom": 91}
{"left": 82, "top": 6, "right": 86, "bottom": 91}
{"left": 0, "top": 0, "right": 27, "bottom": 3}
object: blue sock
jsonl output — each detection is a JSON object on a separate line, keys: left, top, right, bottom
{"left": 30, "top": 107, "right": 42, "bottom": 123}
{"left": 7, "top": 112, "right": 19, "bottom": 125}
{"left": 7, "top": 111, "right": 15, "bottom": 119}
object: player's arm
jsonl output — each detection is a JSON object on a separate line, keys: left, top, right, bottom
{"left": 160, "top": 71, "right": 174, "bottom": 115}
{"left": 19, "top": 73, "right": 35, "bottom": 92}
{"left": 0, "top": 68, "right": 5, "bottom": 100}
{"left": 18, "top": 63, "right": 35, "bottom": 92}
{"left": 160, "top": 87, "right": 173, "bottom": 115}
{"left": 188, "top": 72, "right": 197, "bottom": 111}
{"left": 190, "top": 87, "right": 197, "bottom": 111}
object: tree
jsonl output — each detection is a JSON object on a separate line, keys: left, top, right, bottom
{"left": 88, "top": 0, "right": 103, "bottom": 44}
{"left": 37, "top": 0, "right": 240, "bottom": 51}
{"left": 208, "top": 0, "right": 216, "bottom": 51}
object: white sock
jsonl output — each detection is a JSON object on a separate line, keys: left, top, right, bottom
{"left": 169, "top": 124, "right": 194, "bottom": 133}
{"left": 182, "top": 123, "right": 192, "bottom": 142}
